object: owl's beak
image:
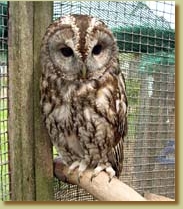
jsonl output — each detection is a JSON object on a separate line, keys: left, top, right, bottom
{"left": 81, "top": 65, "right": 87, "bottom": 79}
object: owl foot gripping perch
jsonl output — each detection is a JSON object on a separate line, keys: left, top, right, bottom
{"left": 67, "top": 159, "right": 116, "bottom": 183}
{"left": 91, "top": 163, "right": 116, "bottom": 182}
{"left": 67, "top": 160, "right": 88, "bottom": 183}
{"left": 40, "top": 14, "right": 128, "bottom": 183}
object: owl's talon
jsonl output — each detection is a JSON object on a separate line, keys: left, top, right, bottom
{"left": 90, "top": 164, "right": 116, "bottom": 182}
{"left": 67, "top": 170, "right": 72, "bottom": 176}
{"left": 90, "top": 164, "right": 106, "bottom": 182}
{"left": 106, "top": 166, "right": 116, "bottom": 182}
{"left": 77, "top": 172, "right": 83, "bottom": 183}
{"left": 90, "top": 173, "right": 96, "bottom": 182}
{"left": 108, "top": 177, "right": 112, "bottom": 183}
{"left": 68, "top": 160, "right": 80, "bottom": 177}
{"left": 77, "top": 175, "right": 81, "bottom": 183}
{"left": 68, "top": 160, "right": 88, "bottom": 183}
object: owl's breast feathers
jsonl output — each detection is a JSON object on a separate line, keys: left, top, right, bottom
{"left": 41, "top": 70, "right": 127, "bottom": 176}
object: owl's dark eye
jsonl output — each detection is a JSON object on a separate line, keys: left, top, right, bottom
{"left": 60, "top": 47, "right": 73, "bottom": 57}
{"left": 92, "top": 44, "right": 102, "bottom": 55}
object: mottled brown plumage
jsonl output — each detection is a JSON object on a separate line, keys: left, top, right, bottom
{"left": 40, "top": 14, "right": 127, "bottom": 181}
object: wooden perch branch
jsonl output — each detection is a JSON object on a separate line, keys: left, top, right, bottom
{"left": 54, "top": 158, "right": 146, "bottom": 201}
{"left": 54, "top": 158, "right": 175, "bottom": 201}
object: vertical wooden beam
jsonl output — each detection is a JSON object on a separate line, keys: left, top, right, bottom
{"left": 8, "top": 2, "right": 53, "bottom": 200}
{"left": 33, "top": 2, "right": 53, "bottom": 201}
{"left": 8, "top": 2, "right": 35, "bottom": 200}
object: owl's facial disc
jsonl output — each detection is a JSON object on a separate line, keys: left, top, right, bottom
{"left": 44, "top": 15, "right": 118, "bottom": 80}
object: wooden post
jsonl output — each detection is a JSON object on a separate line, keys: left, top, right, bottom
{"left": 8, "top": 2, "right": 53, "bottom": 200}
{"left": 33, "top": 2, "right": 53, "bottom": 201}
{"left": 8, "top": 2, "right": 35, "bottom": 201}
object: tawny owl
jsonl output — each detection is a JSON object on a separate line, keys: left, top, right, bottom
{"left": 40, "top": 14, "right": 128, "bottom": 181}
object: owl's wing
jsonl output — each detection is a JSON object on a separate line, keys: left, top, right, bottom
{"left": 108, "top": 71, "right": 128, "bottom": 177}
{"left": 110, "top": 139, "right": 124, "bottom": 177}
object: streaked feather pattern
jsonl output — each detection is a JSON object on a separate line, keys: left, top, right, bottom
{"left": 40, "top": 14, "right": 127, "bottom": 181}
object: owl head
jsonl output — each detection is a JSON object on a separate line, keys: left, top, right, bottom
{"left": 41, "top": 14, "right": 119, "bottom": 80}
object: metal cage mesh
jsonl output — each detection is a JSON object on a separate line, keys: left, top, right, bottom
{"left": 0, "top": 1, "right": 9, "bottom": 201}
{"left": 53, "top": 1, "right": 175, "bottom": 201}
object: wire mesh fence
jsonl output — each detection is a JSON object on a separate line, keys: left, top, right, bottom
{"left": 0, "top": 1, "right": 175, "bottom": 201}
{"left": 0, "top": 1, "right": 9, "bottom": 201}
{"left": 53, "top": 1, "right": 175, "bottom": 200}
